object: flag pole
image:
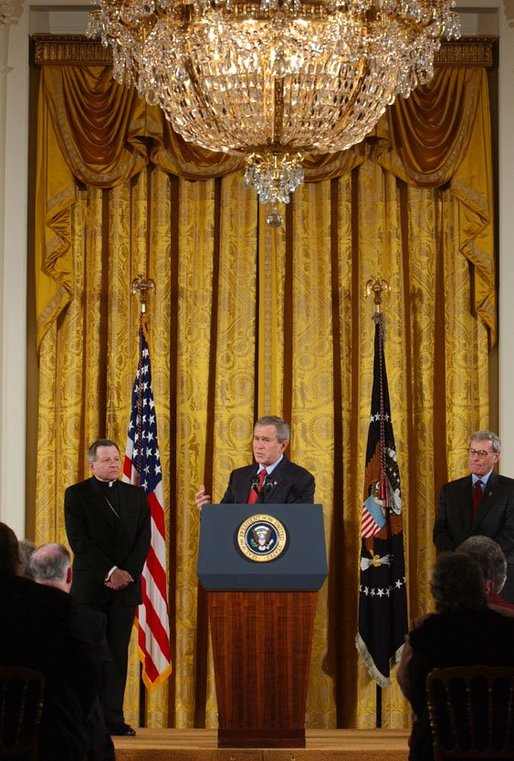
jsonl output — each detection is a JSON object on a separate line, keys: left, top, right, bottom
{"left": 358, "top": 273, "right": 407, "bottom": 719}
{"left": 366, "top": 277, "right": 389, "bottom": 730}
{"left": 130, "top": 274, "right": 156, "bottom": 727}
{"left": 126, "top": 273, "right": 172, "bottom": 725}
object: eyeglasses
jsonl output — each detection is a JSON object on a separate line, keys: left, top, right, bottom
{"left": 468, "top": 448, "right": 495, "bottom": 459}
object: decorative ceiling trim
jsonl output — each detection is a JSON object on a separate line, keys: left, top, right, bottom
{"left": 435, "top": 36, "right": 498, "bottom": 68}
{"left": 31, "top": 35, "right": 112, "bottom": 66}
{"left": 31, "top": 34, "right": 498, "bottom": 69}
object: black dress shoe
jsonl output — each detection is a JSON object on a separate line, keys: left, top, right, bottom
{"left": 108, "top": 723, "right": 136, "bottom": 736}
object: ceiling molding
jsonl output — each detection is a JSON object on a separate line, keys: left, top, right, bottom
{"left": 31, "top": 34, "right": 498, "bottom": 69}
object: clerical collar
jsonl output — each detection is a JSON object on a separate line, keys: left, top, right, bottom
{"left": 95, "top": 477, "right": 117, "bottom": 488}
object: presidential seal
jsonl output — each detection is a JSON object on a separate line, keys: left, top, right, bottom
{"left": 237, "top": 514, "right": 287, "bottom": 562}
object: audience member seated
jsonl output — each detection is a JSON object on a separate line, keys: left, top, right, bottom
{"left": 0, "top": 522, "right": 98, "bottom": 761}
{"left": 397, "top": 551, "right": 514, "bottom": 761}
{"left": 18, "top": 539, "right": 35, "bottom": 578}
{"left": 30, "top": 543, "right": 115, "bottom": 761}
{"left": 458, "top": 534, "right": 514, "bottom": 615}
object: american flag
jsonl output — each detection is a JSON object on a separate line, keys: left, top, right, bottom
{"left": 355, "top": 313, "right": 408, "bottom": 687}
{"left": 123, "top": 313, "right": 172, "bottom": 687}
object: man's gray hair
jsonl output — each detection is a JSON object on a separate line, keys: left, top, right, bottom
{"left": 470, "top": 431, "right": 501, "bottom": 453}
{"left": 458, "top": 535, "right": 507, "bottom": 594}
{"left": 30, "top": 543, "right": 71, "bottom": 582}
{"left": 255, "top": 416, "right": 290, "bottom": 443}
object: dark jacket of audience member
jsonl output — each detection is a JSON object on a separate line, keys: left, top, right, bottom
{"left": 397, "top": 552, "right": 514, "bottom": 761}
{"left": 0, "top": 523, "right": 98, "bottom": 761}
{"left": 29, "top": 542, "right": 115, "bottom": 761}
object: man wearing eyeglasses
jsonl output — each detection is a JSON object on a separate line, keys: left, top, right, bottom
{"left": 433, "top": 430, "right": 514, "bottom": 602}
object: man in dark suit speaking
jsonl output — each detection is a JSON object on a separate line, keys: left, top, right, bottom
{"left": 65, "top": 438, "right": 151, "bottom": 737}
{"left": 433, "top": 430, "right": 514, "bottom": 602}
{"left": 195, "top": 415, "right": 315, "bottom": 508}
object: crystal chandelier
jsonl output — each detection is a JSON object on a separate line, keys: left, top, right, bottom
{"left": 88, "top": 0, "right": 461, "bottom": 224}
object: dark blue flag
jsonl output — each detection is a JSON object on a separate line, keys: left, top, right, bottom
{"left": 355, "top": 313, "right": 408, "bottom": 686}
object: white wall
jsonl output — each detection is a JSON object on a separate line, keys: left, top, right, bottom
{"left": 0, "top": 1, "right": 513, "bottom": 537}
{"left": 497, "top": 6, "right": 514, "bottom": 471}
{"left": 1, "top": 0, "right": 30, "bottom": 536}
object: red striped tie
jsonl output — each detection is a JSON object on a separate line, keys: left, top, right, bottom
{"left": 248, "top": 469, "right": 267, "bottom": 504}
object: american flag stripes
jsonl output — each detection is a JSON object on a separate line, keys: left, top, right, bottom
{"left": 123, "top": 313, "right": 172, "bottom": 688}
{"left": 355, "top": 313, "right": 408, "bottom": 688}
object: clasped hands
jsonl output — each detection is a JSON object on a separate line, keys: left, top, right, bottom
{"left": 105, "top": 568, "right": 134, "bottom": 590}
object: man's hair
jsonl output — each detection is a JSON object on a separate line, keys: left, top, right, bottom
{"left": 88, "top": 438, "right": 120, "bottom": 463}
{"left": 0, "top": 522, "right": 20, "bottom": 576}
{"left": 255, "top": 416, "right": 290, "bottom": 443}
{"left": 470, "top": 430, "right": 501, "bottom": 453}
{"left": 19, "top": 539, "right": 36, "bottom": 579}
{"left": 430, "top": 551, "right": 487, "bottom": 613}
{"left": 30, "top": 543, "right": 71, "bottom": 582}
{"left": 458, "top": 535, "right": 507, "bottom": 594}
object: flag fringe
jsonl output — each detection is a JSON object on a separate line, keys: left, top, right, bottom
{"left": 139, "top": 650, "right": 173, "bottom": 691}
{"left": 355, "top": 632, "right": 394, "bottom": 688}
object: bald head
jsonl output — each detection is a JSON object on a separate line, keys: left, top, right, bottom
{"left": 30, "top": 543, "right": 72, "bottom": 592}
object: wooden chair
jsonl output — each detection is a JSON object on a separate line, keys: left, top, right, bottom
{"left": 0, "top": 667, "right": 44, "bottom": 760}
{"left": 426, "top": 665, "right": 514, "bottom": 760}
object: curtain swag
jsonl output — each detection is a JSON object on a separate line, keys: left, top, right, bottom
{"left": 35, "top": 52, "right": 496, "bottom": 347}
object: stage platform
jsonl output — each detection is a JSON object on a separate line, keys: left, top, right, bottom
{"left": 113, "top": 728, "right": 410, "bottom": 761}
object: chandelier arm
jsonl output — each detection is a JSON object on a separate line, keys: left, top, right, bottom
{"left": 272, "top": 78, "right": 285, "bottom": 147}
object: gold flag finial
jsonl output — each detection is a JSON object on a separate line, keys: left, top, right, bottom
{"left": 365, "top": 277, "right": 390, "bottom": 314}
{"left": 131, "top": 275, "right": 156, "bottom": 314}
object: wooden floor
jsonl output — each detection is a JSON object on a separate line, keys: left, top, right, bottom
{"left": 113, "top": 728, "right": 410, "bottom": 761}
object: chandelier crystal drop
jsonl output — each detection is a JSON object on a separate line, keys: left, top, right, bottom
{"left": 88, "top": 0, "right": 461, "bottom": 223}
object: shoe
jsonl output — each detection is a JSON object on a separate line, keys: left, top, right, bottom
{"left": 107, "top": 723, "right": 136, "bottom": 736}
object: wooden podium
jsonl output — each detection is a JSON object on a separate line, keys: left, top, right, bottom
{"left": 197, "top": 504, "right": 327, "bottom": 748}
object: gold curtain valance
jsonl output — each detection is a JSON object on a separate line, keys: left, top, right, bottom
{"left": 34, "top": 36, "right": 496, "bottom": 188}
{"left": 34, "top": 36, "right": 497, "bottom": 346}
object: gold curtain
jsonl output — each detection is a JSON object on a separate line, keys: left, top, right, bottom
{"left": 32, "top": 38, "right": 495, "bottom": 730}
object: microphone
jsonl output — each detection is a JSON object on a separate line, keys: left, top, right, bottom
{"left": 250, "top": 475, "right": 259, "bottom": 495}
{"left": 259, "top": 475, "right": 276, "bottom": 502}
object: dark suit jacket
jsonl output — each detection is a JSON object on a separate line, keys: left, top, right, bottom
{"left": 220, "top": 455, "right": 315, "bottom": 504}
{"left": 433, "top": 472, "right": 514, "bottom": 563}
{"left": 0, "top": 575, "right": 97, "bottom": 761}
{"left": 402, "top": 608, "right": 514, "bottom": 761}
{"left": 64, "top": 477, "right": 151, "bottom": 606}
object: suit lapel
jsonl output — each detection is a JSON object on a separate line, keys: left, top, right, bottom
{"left": 261, "top": 457, "right": 289, "bottom": 503}
{"left": 454, "top": 475, "right": 473, "bottom": 534}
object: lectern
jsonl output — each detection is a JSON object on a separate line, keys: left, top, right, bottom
{"left": 197, "top": 504, "right": 327, "bottom": 748}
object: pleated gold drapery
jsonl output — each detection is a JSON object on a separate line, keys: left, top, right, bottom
{"left": 31, "top": 37, "right": 496, "bottom": 730}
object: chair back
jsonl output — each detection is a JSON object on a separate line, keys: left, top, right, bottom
{"left": 0, "top": 667, "right": 44, "bottom": 760}
{"left": 426, "top": 665, "right": 514, "bottom": 760}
